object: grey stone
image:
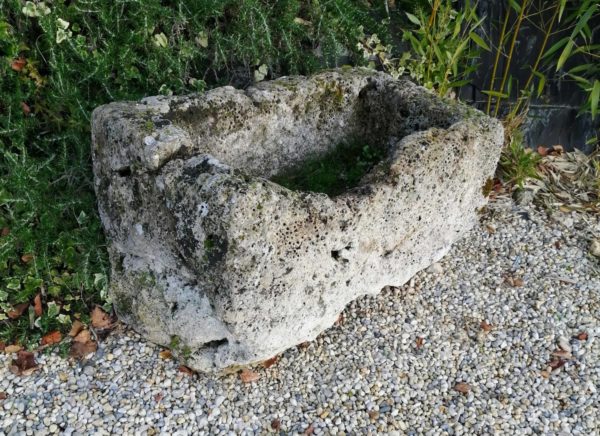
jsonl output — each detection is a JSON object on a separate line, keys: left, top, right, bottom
{"left": 91, "top": 68, "right": 503, "bottom": 373}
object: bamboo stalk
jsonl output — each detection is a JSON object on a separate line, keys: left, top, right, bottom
{"left": 486, "top": 6, "right": 511, "bottom": 114}
{"left": 494, "top": 0, "right": 530, "bottom": 117}
{"left": 511, "top": 1, "right": 560, "bottom": 117}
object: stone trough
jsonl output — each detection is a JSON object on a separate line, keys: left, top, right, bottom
{"left": 91, "top": 68, "right": 503, "bottom": 373}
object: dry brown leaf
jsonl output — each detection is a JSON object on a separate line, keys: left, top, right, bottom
{"left": 178, "top": 365, "right": 194, "bottom": 375}
{"left": 11, "top": 57, "right": 26, "bottom": 72}
{"left": 68, "top": 320, "right": 84, "bottom": 337}
{"left": 1, "top": 227, "right": 9, "bottom": 237}
{"left": 7, "top": 302, "right": 29, "bottom": 320}
{"left": 297, "top": 341, "right": 310, "bottom": 350}
{"left": 415, "top": 336, "right": 424, "bottom": 349}
{"left": 154, "top": 392, "right": 164, "bottom": 402}
{"left": 368, "top": 410, "right": 380, "bottom": 420}
{"left": 21, "top": 102, "right": 31, "bottom": 115}
{"left": 41, "top": 331, "right": 62, "bottom": 346}
{"left": 574, "top": 331, "right": 588, "bottom": 341}
{"left": 33, "top": 294, "right": 43, "bottom": 317}
{"left": 69, "top": 340, "right": 98, "bottom": 359}
{"left": 0, "top": 392, "right": 7, "bottom": 400}
{"left": 0, "top": 341, "right": 4, "bottom": 352}
{"left": 73, "top": 329, "right": 91, "bottom": 343}
{"left": 159, "top": 349, "right": 173, "bottom": 360}
{"left": 540, "top": 370, "right": 551, "bottom": 378}
{"left": 537, "top": 146, "right": 549, "bottom": 157}
{"left": 262, "top": 356, "right": 278, "bottom": 369}
{"left": 453, "top": 382, "right": 470, "bottom": 394}
{"left": 239, "top": 369, "right": 260, "bottom": 383}
{"left": 547, "top": 358, "right": 566, "bottom": 371}
{"left": 304, "top": 423, "right": 315, "bottom": 435}
{"left": 91, "top": 306, "right": 112, "bottom": 329}
{"left": 334, "top": 313, "right": 344, "bottom": 326}
{"left": 550, "top": 349, "right": 572, "bottom": 359}
{"left": 20, "top": 253, "right": 34, "bottom": 263}
{"left": 513, "top": 277, "right": 524, "bottom": 287}
{"left": 480, "top": 321, "right": 493, "bottom": 332}
{"left": 10, "top": 351, "right": 38, "bottom": 376}
{"left": 5, "top": 344, "right": 22, "bottom": 354}
{"left": 271, "top": 418, "right": 281, "bottom": 431}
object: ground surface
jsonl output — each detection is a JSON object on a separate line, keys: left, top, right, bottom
{"left": 1, "top": 199, "right": 599, "bottom": 435}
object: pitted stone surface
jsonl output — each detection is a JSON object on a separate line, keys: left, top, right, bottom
{"left": 92, "top": 68, "right": 503, "bottom": 373}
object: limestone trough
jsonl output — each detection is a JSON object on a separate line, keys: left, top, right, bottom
{"left": 91, "top": 68, "right": 503, "bottom": 373}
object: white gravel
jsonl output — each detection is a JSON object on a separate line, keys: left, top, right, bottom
{"left": 1, "top": 200, "right": 599, "bottom": 435}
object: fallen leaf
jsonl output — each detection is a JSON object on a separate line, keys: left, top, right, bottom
{"left": 154, "top": 392, "right": 164, "bottom": 402}
{"left": 513, "top": 277, "right": 524, "bottom": 287}
{"left": 239, "top": 369, "right": 260, "bottom": 383}
{"left": 415, "top": 336, "right": 424, "bottom": 349}
{"left": 1, "top": 227, "right": 10, "bottom": 237}
{"left": 5, "top": 345, "right": 22, "bottom": 353}
{"left": 297, "top": 341, "right": 310, "bottom": 350}
{"left": 537, "top": 146, "right": 549, "bottom": 157}
{"left": 540, "top": 370, "right": 550, "bottom": 378}
{"left": 550, "top": 349, "right": 572, "bottom": 359}
{"left": 178, "top": 365, "right": 194, "bottom": 375}
{"left": 10, "top": 351, "right": 38, "bottom": 376}
{"left": 0, "top": 342, "right": 4, "bottom": 351}
{"left": 453, "top": 382, "right": 470, "bottom": 394}
{"left": 304, "top": 423, "right": 315, "bottom": 435}
{"left": 74, "top": 330, "right": 92, "bottom": 344}
{"left": 20, "top": 253, "right": 34, "bottom": 263}
{"left": 262, "top": 356, "right": 278, "bottom": 369}
{"left": 90, "top": 306, "right": 112, "bottom": 329}
{"left": 554, "top": 240, "right": 561, "bottom": 249}
{"left": 480, "top": 320, "right": 493, "bottom": 332}
{"left": 368, "top": 410, "right": 380, "bottom": 420}
{"left": 41, "top": 331, "right": 62, "bottom": 346}
{"left": 0, "top": 392, "right": 7, "bottom": 400}
{"left": 68, "top": 320, "right": 84, "bottom": 337}
{"left": 547, "top": 358, "right": 566, "bottom": 371}
{"left": 33, "top": 293, "right": 43, "bottom": 317}
{"left": 7, "top": 302, "right": 29, "bottom": 320}
{"left": 11, "top": 57, "right": 26, "bottom": 72}
{"left": 21, "top": 102, "right": 30, "bottom": 115}
{"left": 271, "top": 418, "right": 281, "bottom": 430}
{"left": 334, "top": 313, "right": 344, "bottom": 326}
{"left": 574, "top": 331, "right": 588, "bottom": 341}
{"left": 159, "top": 349, "right": 172, "bottom": 360}
{"left": 69, "top": 340, "right": 97, "bottom": 359}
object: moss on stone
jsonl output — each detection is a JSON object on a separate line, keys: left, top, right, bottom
{"left": 271, "top": 140, "right": 385, "bottom": 196}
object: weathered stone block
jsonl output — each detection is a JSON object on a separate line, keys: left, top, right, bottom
{"left": 92, "top": 68, "right": 503, "bottom": 373}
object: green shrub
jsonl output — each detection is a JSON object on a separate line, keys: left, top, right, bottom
{"left": 0, "top": 0, "right": 379, "bottom": 346}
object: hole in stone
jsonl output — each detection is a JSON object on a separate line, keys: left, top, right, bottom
{"left": 270, "top": 139, "right": 386, "bottom": 196}
{"left": 199, "top": 338, "right": 228, "bottom": 351}
{"left": 170, "top": 302, "right": 178, "bottom": 314}
{"left": 117, "top": 166, "right": 132, "bottom": 177}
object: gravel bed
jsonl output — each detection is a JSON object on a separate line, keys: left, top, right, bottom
{"left": 1, "top": 200, "right": 599, "bottom": 435}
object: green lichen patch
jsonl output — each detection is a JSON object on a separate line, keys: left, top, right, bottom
{"left": 271, "top": 140, "right": 386, "bottom": 196}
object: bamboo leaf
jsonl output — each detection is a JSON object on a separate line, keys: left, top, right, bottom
{"left": 558, "top": 0, "right": 566, "bottom": 22}
{"left": 542, "top": 36, "right": 568, "bottom": 60}
{"left": 556, "top": 40, "right": 573, "bottom": 71}
{"left": 508, "top": 0, "right": 521, "bottom": 13}
{"left": 481, "top": 90, "right": 509, "bottom": 98}
{"left": 405, "top": 12, "right": 421, "bottom": 26}
{"left": 591, "top": 80, "right": 600, "bottom": 120}
{"left": 469, "top": 32, "right": 490, "bottom": 51}
{"left": 534, "top": 71, "right": 546, "bottom": 97}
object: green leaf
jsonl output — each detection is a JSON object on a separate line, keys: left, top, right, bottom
{"left": 507, "top": 0, "right": 521, "bottom": 13}
{"left": 469, "top": 32, "right": 490, "bottom": 51}
{"left": 556, "top": 40, "right": 574, "bottom": 71}
{"left": 542, "top": 36, "right": 568, "bottom": 60}
{"left": 405, "top": 12, "right": 421, "bottom": 26}
{"left": 558, "top": 0, "right": 566, "bottom": 22}
{"left": 591, "top": 80, "right": 600, "bottom": 120}
{"left": 481, "top": 90, "right": 509, "bottom": 98}
{"left": 47, "top": 301, "right": 60, "bottom": 318}
{"left": 534, "top": 72, "right": 546, "bottom": 97}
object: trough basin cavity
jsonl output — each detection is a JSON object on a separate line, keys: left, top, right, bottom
{"left": 91, "top": 67, "right": 504, "bottom": 373}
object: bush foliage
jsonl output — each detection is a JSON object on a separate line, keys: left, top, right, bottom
{"left": 0, "top": 0, "right": 382, "bottom": 345}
